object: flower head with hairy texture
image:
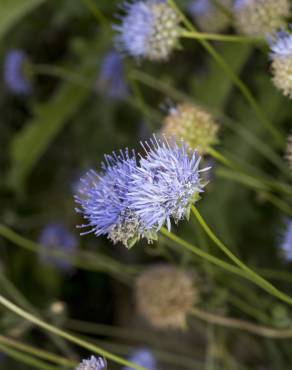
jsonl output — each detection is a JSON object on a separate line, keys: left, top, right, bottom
{"left": 96, "top": 51, "right": 128, "bottom": 99}
{"left": 128, "top": 136, "right": 207, "bottom": 231}
{"left": 123, "top": 349, "right": 157, "bottom": 370}
{"left": 188, "top": 0, "right": 232, "bottom": 33}
{"left": 270, "top": 28, "right": 292, "bottom": 98}
{"left": 162, "top": 103, "right": 219, "bottom": 154}
{"left": 280, "top": 219, "right": 292, "bottom": 261}
{"left": 234, "top": 0, "right": 290, "bottom": 36}
{"left": 114, "top": 0, "right": 181, "bottom": 61}
{"left": 4, "top": 49, "right": 32, "bottom": 94}
{"left": 76, "top": 356, "right": 107, "bottom": 370}
{"left": 38, "top": 223, "right": 77, "bottom": 272}
{"left": 75, "top": 150, "right": 155, "bottom": 248}
{"left": 285, "top": 134, "right": 292, "bottom": 169}
{"left": 135, "top": 264, "right": 197, "bottom": 329}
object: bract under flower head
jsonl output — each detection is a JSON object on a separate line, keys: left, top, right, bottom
{"left": 128, "top": 136, "right": 207, "bottom": 231}
{"left": 114, "top": 0, "right": 181, "bottom": 61}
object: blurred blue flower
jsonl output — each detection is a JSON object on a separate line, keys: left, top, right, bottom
{"left": 270, "top": 28, "right": 292, "bottom": 58}
{"left": 114, "top": 0, "right": 180, "bottom": 61}
{"left": 128, "top": 137, "right": 206, "bottom": 231}
{"left": 280, "top": 219, "right": 292, "bottom": 261}
{"left": 3, "top": 49, "right": 32, "bottom": 95}
{"left": 76, "top": 356, "right": 107, "bottom": 370}
{"left": 123, "top": 349, "right": 157, "bottom": 370}
{"left": 97, "top": 51, "right": 128, "bottom": 99}
{"left": 39, "top": 223, "right": 77, "bottom": 272}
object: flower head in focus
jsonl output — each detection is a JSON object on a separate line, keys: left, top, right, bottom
{"left": 188, "top": 0, "right": 232, "bottom": 33}
{"left": 76, "top": 356, "right": 107, "bottom": 370}
{"left": 135, "top": 264, "right": 197, "bottom": 329}
{"left": 38, "top": 223, "right": 77, "bottom": 272}
{"left": 96, "top": 51, "right": 128, "bottom": 99}
{"left": 3, "top": 49, "right": 32, "bottom": 95}
{"left": 270, "top": 27, "right": 292, "bottom": 98}
{"left": 162, "top": 103, "right": 219, "bottom": 154}
{"left": 123, "top": 349, "right": 157, "bottom": 370}
{"left": 234, "top": 0, "right": 290, "bottom": 36}
{"left": 280, "top": 219, "right": 292, "bottom": 261}
{"left": 285, "top": 134, "right": 292, "bottom": 169}
{"left": 128, "top": 136, "right": 207, "bottom": 231}
{"left": 114, "top": 0, "right": 181, "bottom": 61}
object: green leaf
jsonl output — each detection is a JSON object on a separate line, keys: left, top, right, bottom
{"left": 0, "top": 0, "right": 46, "bottom": 40}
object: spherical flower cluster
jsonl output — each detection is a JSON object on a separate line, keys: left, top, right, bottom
{"left": 114, "top": 0, "right": 181, "bottom": 61}
{"left": 188, "top": 0, "right": 232, "bottom": 33}
{"left": 162, "top": 103, "right": 219, "bottom": 154}
{"left": 3, "top": 49, "right": 32, "bottom": 95}
{"left": 270, "top": 29, "right": 292, "bottom": 99}
{"left": 38, "top": 223, "right": 77, "bottom": 272}
{"left": 123, "top": 349, "right": 157, "bottom": 370}
{"left": 75, "top": 136, "right": 207, "bottom": 248}
{"left": 285, "top": 134, "right": 292, "bottom": 169}
{"left": 280, "top": 219, "right": 292, "bottom": 261}
{"left": 233, "top": 0, "right": 290, "bottom": 36}
{"left": 135, "top": 264, "right": 197, "bottom": 329}
{"left": 76, "top": 356, "right": 107, "bottom": 370}
{"left": 96, "top": 51, "right": 128, "bottom": 99}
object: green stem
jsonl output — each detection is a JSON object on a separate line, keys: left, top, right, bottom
{"left": 81, "top": 0, "right": 108, "bottom": 26}
{"left": 191, "top": 205, "right": 292, "bottom": 306}
{"left": 181, "top": 30, "right": 262, "bottom": 44}
{"left": 0, "top": 295, "right": 148, "bottom": 370}
{"left": 168, "top": 0, "right": 284, "bottom": 146}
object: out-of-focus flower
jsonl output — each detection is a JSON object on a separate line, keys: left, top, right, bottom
{"left": 135, "top": 264, "right": 197, "bottom": 329}
{"left": 162, "top": 103, "right": 219, "bottom": 154}
{"left": 280, "top": 219, "right": 292, "bottom": 261}
{"left": 187, "top": 0, "right": 232, "bottom": 33}
{"left": 123, "top": 349, "right": 157, "bottom": 370}
{"left": 233, "top": 0, "right": 290, "bottom": 36}
{"left": 38, "top": 223, "right": 77, "bottom": 272}
{"left": 128, "top": 136, "right": 207, "bottom": 231}
{"left": 76, "top": 356, "right": 107, "bottom": 370}
{"left": 285, "top": 134, "right": 292, "bottom": 169}
{"left": 74, "top": 151, "right": 156, "bottom": 248}
{"left": 114, "top": 0, "right": 181, "bottom": 61}
{"left": 3, "top": 49, "right": 32, "bottom": 95}
{"left": 96, "top": 51, "right": 128, "bottom": 99}
{"left": 270, "top": 28, "right": 292, "bottom": 98}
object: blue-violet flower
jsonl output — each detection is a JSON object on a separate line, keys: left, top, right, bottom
{"left": 76, "top": 356, "right": 107, "bottom": 370}
{"left": 123, "top": 349, "right": 157, "bottom": 370}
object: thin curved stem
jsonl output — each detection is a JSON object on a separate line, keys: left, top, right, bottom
{"left": 181, "top": 30, "right": 262, "bottom": 44}
{"left": 191, "top": 308, "right": 292, "bottom": 339}
{"left": 191, "top": 205, "right": 292, "bottom": 306}
{"left": 0, "top": 295, "right": 148, "bottom": 370}
{"left": 81, "top": 0, "right": 108, "bottom": 26}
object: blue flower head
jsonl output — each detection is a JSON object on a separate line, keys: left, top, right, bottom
{"left": 3, "top": 49, "right": 32, "bottom": 95}
{"left": 123, "top": 349, "right": 157, "bottom": 370}
{"left": 97, "top": 51, "right": 128, "bottom": 99}
{"left": 269, "top": 26, "right": 292, "bottom": 98}
{"left": 114, "top": 0, "right": 181, "bottom": 61}
{"left": 280, "top": 219, "right": 292, "bottom": 261}
{"left": 75, "top": 150, "right": 156, "bottom": 248}
{"left": 76, "top": 356, "right": 107, "bottom": 370}
{"left": 39, "top": 223, "right": 77, "bottom": 272}
{"left": 128, "top": 136, "right": 206, "bottom": 231}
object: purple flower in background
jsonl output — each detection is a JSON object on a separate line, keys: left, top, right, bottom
{"left": 39, "top": 223, "right": 77, "bottom": 272}
{"left": 76, "top": 356, "right": 107, "bottom": 370}
{"left": 123, "top": 349, "right": 157, "bottom": 370}
{"left": 127, "top": 136, "right": 206, "bottom": 231}
{"left": 280, "top": 219, "right": 292, "bottom": 261}
{"left": 97, "top": 51, "right": 128, "bottom": 99}
{"left": 3, "top": 49, "right": 32, "bottom": 95}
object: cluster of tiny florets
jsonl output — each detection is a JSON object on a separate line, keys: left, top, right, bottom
{"left": 76, "top": 356, "right": 107, "bottom": 370}
{"left": 234, "top": 0, "right": 290, "bottom": 36}
{"left": 75, "top": 136, "right": 207, "bottom": 248}
{"left": 188, "top": 0, "right": 232, "bottom": 33}
{"left": 270, "top": 28, "right": 292, "bottom": 99}
{"left": 123, "top": 349, "right": 157, "bottom": 370}
{"left": 114, "top": 0, "right": 181, "bottom": 61}
{"left": 3, "top": 49, "right": 32, "bottom": 95}
{"left": 162, "top": 103, "right": 219, "bottom": 154}
{"left": 135, "top": 264, "right": 197, "bottom": 329}
{"left": 285, "top": 134, "right": 292, "bottom": 169}
{"left": 38, "top": 223, "right": 77, "bottom": 272}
